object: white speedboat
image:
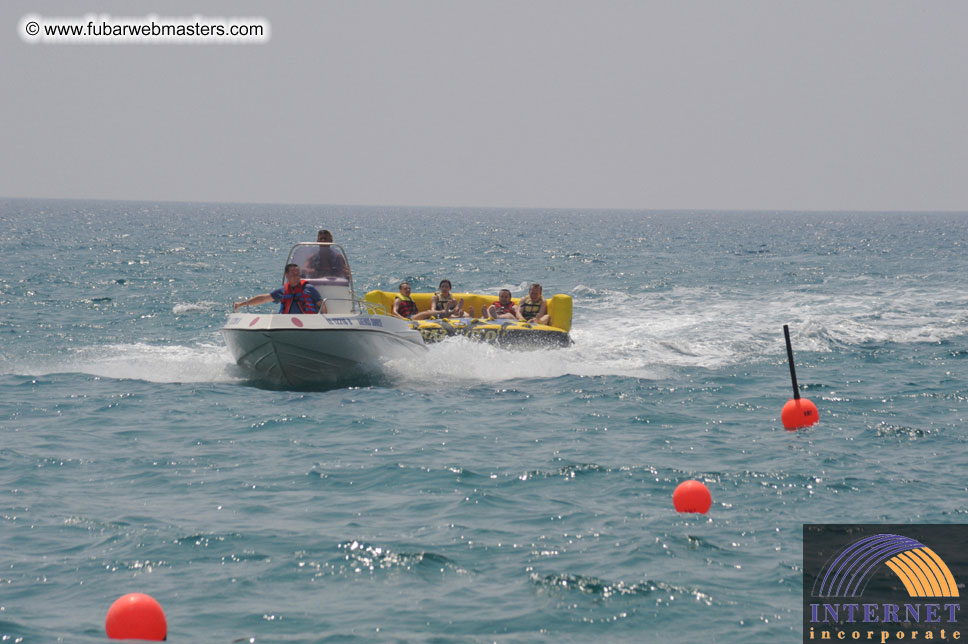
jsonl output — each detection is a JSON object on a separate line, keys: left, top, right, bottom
{"left": 221, "top": 242, "right": 425, "bottom": 387}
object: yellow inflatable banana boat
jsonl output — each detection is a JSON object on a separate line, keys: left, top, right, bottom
{"left": 363, "top": 290, "right": 573, "bottom": 348}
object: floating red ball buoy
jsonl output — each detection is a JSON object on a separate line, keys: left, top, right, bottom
{"left": 781, "top": 397, "right": 818, "bottom": 430}
{"left": 105, "top": 593, "right": 167, "bottom": 641}
{"left": 781, "top": 324, "right": 818, "bottom": 431}
{"left": 673, "top": 480, "right": 712, "bottom": 514}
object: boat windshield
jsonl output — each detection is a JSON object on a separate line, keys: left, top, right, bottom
{"left": 287, "top": 243, "right": 352, "bottom": 285}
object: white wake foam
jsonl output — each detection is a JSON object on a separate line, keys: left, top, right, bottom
{"left": 564, "top": 282, "right": 968, "bottom": 373}
{"left": 382, "top": 335, "right": 665, "bottom": 385}
{"left": 172, "top": 302, "right": 222, "bottom": 315}
{"left": 9, "top": 342, "right": 245, "bottom": 384}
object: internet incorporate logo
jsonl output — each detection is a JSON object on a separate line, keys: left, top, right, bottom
{"left": 814, "top": 533, "right": 959, "bottom": 599}
{"left": 803, "top": 525, "right": 966, "bottom": 644}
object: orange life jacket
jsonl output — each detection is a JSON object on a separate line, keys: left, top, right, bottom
{"left": 279, "top": 280, "right": 318, "bottom": 314}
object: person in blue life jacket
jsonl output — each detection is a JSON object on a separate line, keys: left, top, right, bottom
{"left": 516, "top": 282, "right": 550, "bottom": 325}
{"left": 392, "top": 282, "right": 435, "bottom": 320}
{"left": 234, "top": 263, "right": 327, "bottom": 314}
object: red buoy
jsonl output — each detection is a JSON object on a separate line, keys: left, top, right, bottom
{"left": 105, "top": 593, "right": 167, "bottom": 641}
{"left": 673, "top": 480, "right": 712, "bottom": 514}
{"left": 782, "top": 397, "right": 818, "bottom": 430}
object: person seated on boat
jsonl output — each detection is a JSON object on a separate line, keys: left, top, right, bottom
{"left": 485, "top": 289, "right": 518, "bottom": 319}
{"left": 233, "top": 263, "right": 327, "bottom": 314}
{"left": 305, "top": 229, "right": 351, "bottom": 279}
{"left": 431, "top": 279, "right": 475, "bottom": 318}
{"left": 392, "top": 282, "right": 435, "bottom": 320}
{"left": 516, "top": 283, "right": 550, "bottom": 325}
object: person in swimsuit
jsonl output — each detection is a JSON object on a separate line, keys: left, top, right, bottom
{"left": 516, "top": 282, "right": 550, "bottom": 325}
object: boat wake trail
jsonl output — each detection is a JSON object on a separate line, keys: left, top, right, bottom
{"left": 2, "top": 342, "right": 247, "bottom": 384}
{"left": 383, "top": 335, "right": 665, "bottom": 384}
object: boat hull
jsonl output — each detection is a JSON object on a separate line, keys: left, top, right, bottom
{"left": 221, "top": 313, "right": 425, "bottom": 387}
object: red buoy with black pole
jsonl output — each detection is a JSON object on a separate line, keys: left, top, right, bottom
{"left": 781, "top": 325, "right": 818, "bottom": 430}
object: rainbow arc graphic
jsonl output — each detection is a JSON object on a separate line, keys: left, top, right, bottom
{"left": 814, "top": 534, "right": 959, "bottom": 598}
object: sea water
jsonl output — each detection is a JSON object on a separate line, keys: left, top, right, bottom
{"left": 1, "top": 199, "right": 966, "bottom": 643}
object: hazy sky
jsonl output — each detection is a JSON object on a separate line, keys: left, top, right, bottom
{"left": 3, "top": 1, "right": 967, "bottom": 211}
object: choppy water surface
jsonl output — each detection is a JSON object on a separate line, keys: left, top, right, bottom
{"left": 1, "top": 199, "right": 966, "bottom": 642}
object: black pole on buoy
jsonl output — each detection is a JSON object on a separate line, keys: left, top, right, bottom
{"left": 783, "top": 324, "right": 800, "bottom": 400}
